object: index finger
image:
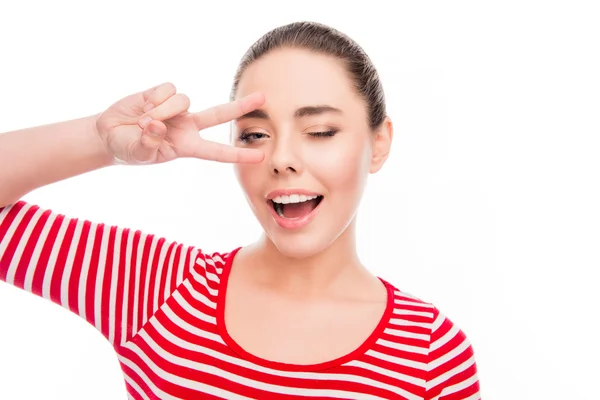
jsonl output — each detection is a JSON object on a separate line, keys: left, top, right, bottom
{"left": 191, "top": 92, "right": 265, "bottom": 131}
{"left": 193, "top": 139, "right": 265, "bottom": 164}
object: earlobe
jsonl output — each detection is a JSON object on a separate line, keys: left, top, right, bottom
{"left": 369, "top": 117, "right": 393, "bottom": 173}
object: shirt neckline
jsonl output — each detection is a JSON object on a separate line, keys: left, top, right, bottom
{"left": 215, "top": 247, "right": 395, "bottom": 372}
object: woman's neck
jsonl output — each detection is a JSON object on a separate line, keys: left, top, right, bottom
{"left": 242, "top": 219, "right": 379, "bottom": 300}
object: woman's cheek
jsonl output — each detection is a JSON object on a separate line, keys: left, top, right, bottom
{"left": 308, "top": 140, "right": 370, "bottom": 186}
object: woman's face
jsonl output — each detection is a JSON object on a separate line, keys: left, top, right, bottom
{"left": 232, "top": 48, "right": 390, "bottom": 259}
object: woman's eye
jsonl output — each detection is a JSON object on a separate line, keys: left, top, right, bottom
{"left": 238, "top": 132, "right": 268, "bottom": 144}
{"left": 307, "top": 129, "right": 338, "bottom": 138}
{"left": 237, "top": 129, "right": 338, "bottom": 144}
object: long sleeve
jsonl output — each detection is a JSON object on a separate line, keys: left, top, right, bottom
{"left": 425, "top": 307, "right": 481, "bottom": 399}
{"left": 0, "top": 201, "right": 202, "bottom": 348}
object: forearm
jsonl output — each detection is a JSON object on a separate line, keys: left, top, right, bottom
{"left": 0, "top": 114, "right": 114, "bottom": 207}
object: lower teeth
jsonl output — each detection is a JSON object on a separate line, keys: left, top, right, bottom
{"left": 272, "top": 196, "right": 322, "bottom": 219}
{"left": 274, "top": 202, "right": 285, "bottom": 218}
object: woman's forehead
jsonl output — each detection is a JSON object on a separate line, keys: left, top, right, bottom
{"left": 238, "top": 49, "right": 352, "bottom": 95}
{"left": 236, "top": 48, "right": 364, "bottom": 115}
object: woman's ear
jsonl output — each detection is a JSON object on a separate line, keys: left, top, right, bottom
{"left": 370, "top": 116, "right": 393, "bottom": 173}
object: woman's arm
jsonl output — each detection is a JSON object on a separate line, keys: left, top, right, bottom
{"left": 0, "top": 83, "right": 264, "bottom": 346}
{"left": 0, "top": 201, "right": 203, "bottom": 346}
{"left": 0, "top": 115, "right": 114, "bottom": 207}
{"left": 0, "top": 82, "right": 264, "bottom": 208}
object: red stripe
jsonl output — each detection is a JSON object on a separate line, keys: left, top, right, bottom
{"left": 67, "top": 219, "right": 91, "bottom": 315}
{"left": 437, "top": 363, "right": 479, "bottom": 399}
{"left": 84, "top": 223, "right": 104, "bottom": 327}
{"left": 157, "top": 241, "right": 174, "bottom": 306}
{"left": 117, "top": 227, "right": 131, "bottom": 344}
{"left": 137, "top": 233, "right": 152, "bottom": 331}
{"left": 0, "top": 202, "right": 33, "bottom": 282}
{"left": 30, "top": 210, "right": 55, "bottom": 297}
{"left": 12, "top": 208, "right": 48, "bottom": 289}
{"left": 169, "top": 243, "right": 183, "bottom": 294}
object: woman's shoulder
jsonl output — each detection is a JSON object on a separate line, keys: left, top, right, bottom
{"left": 383, "top": 279, "right": 473, "bottom": 343}
{"left": 383, "top": 280, "right": 480, "bottom": 394}
{"left": 190, "top": 246, "right": 242, "bottom": 278}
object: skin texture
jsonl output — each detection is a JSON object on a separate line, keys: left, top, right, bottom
{"left": 224, "top": 47, "right": 395, "bottom": 364}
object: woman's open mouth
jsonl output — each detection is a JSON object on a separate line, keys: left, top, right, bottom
{"left": 266, "top": 193, "right": 324, "bottom": 229}
{"left": 269, "top": 194, "right": 324, "bottom": 219}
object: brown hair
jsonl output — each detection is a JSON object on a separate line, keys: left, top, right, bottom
{"left": 230, "top": 21, "right": 387, "bottom": 130}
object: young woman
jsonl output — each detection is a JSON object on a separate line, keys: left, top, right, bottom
{"left": 0, "top": 22, "right": 480, "bottom": 399}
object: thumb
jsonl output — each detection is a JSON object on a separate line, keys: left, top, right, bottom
{"left": 129, "top": 119, "right": 168, "bottom": 164}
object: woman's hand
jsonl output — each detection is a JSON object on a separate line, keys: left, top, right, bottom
{"left": 95, "top": 82, "right": 264, "bottom": 165}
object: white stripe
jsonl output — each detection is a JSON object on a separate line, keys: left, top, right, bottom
{"left": 153, "top": 241, "right": 170, "bottom": 312}
{"left": 365, "top": 348, "right": 427, "bottom": 369}
{"left": 94, "top": 224, "right": 110, "bottom": 334}
{"left": 0, "top": 204, "right": 27, "bottom": 280}
{"left": 132, "top": 232, "right": 147, "bottom": 334}
{"left": 372, "top": 338, "right": 428, "bottom": 355}
{"left": 163, "top": 243, "right": 177, "bottom": 300}
{"left": 42, "top": 214, "right": 69, "bottom": 299}
{"left": 78, "top": 221, "right": 98, "bottom": 321}
{"left": 394, "top": 298, "right": 434, "bottom": 309}
{"left": 0, "top": 202, "right": 13, "bottom": 224}
{"left": 161, "top": 304, "right": 224, "bottom": 343}
{"left": 427, "top": 355, "right": 477, "bottom": 391}
{"left": 181, "top": 278, "right": 217, "bottom": 309}
{"left": 431, "top": 312, "right": 444, "bottom": 333}
{"left": 195, "top": 256, "right": 223, "bottom": 276}
{"left": 396, "top": 291, "right": 429, "bottom": 303}
{"left": 123, "top": 371, "right": 152, "bottom": 400}
{"left": 388, "top": 317, "right": 431, "bottom": 329}
{"left": 175, "top": 244, "right": 186, "bottom": 286}
{"left": 188, "top": 265, "right": 218, "bottom": 297}
{"left": 211, "top": 253, "right": 225, "bottom": 267}
{"left": 428, "top": 336, "right": 470, "bottom": 370}
{"left": 24, "top": 211, "right": 57, "bottom": 292}
{"left": 121, "top": 230, "right": 134, "bottom": 344}
{"left": 142, "top": 235, "right": 160, "bottom": 325}
{"left": 108, "top": 227, "right": 122, "bottom": 345}
{"left": 432, "top": 373, "right": 479, "bottom": 400}
{"left": 382, "top": 328, "right": 430, "bottom": 341}
{"left": 119, "top": 354, "right": 183, "bottom": 400}
{"left": 393, "top": 308, "right": 433, "bottom": 318}
{"left": 345, "top": 360, "right": 424, "bottom": 395}
{"left": 60, "top": 219, "right": 83, "bottom": 308}
{"left": 430, "top": 323, "right": 459, "bottom": 353}
{"left": 171, "top": 290, "right": 216, "bottom": 325}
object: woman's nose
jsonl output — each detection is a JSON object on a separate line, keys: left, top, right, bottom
{"left": 268, "top": 136, "right": 302, "bottom": 176}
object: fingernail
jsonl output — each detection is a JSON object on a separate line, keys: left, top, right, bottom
{"left": 143, "top": 103, "right": 155, "bottom": 113}
{"left": 139, "top": 116, "right": 152, "bottom": 129}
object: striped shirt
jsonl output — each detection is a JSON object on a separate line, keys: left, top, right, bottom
{"left": 0, "top": 201, "right": 480, "bottom": 399}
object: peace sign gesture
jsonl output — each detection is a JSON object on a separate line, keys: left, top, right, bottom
{"left": 95, "top": 82, "right": 264, "bottom": 165}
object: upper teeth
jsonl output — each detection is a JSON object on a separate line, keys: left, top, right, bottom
{"left": 272, "top": 194, "right": 319, "bottom": 204}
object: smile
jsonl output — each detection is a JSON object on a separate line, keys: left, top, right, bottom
{"left": 266, "top": 190, "right": 324, "bottom": 229}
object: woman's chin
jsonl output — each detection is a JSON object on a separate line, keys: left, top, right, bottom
{"left": 265, "top": 231, "right": 334, "bottom": 260}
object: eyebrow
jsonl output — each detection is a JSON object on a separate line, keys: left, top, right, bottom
{"left": 236, "top": 105, "right": 343, "bottom": 121}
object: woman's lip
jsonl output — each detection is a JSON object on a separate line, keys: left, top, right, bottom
{"left": 267, "top": 196, "right": 324, "bottom": 230}
{"left": 266, "top": 188, "right": 322, "bottom": 200}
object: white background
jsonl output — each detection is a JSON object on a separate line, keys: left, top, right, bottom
{"left": 1, "top": 1, "right": 599, "bottom": 399}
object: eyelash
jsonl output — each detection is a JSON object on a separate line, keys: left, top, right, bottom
{"left": 237, "top": 129, "right": 338, "bottom": 144}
